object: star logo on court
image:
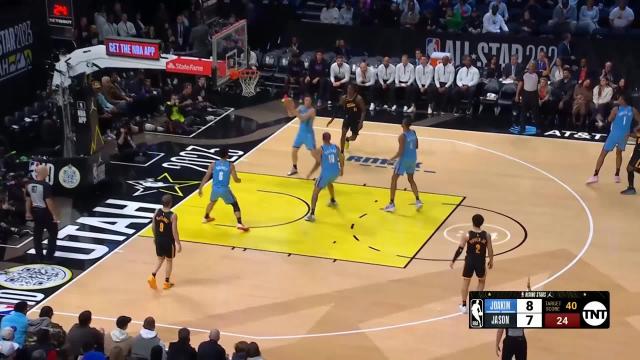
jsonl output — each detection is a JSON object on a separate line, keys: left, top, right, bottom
{"left": 127, "top": 173, "right": 200, "bottom": 197}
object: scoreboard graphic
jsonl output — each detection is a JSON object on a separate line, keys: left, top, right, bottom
{"left": 469, "top": 291, "right": 609, "bottom": 329}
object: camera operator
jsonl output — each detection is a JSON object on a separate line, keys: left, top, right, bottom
{"left": 25, "top": 165, "right": 58, "bottom": 262}
{"left": 115, "top": 123, "right": 147, "bottom": 163}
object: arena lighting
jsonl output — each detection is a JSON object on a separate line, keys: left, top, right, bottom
{"left": 104, "top": 37, "right": 162, "bottom": 60}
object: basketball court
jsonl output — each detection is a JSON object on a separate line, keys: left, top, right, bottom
{"left": 25, "top": 116, "right": 639, "bottom": 359}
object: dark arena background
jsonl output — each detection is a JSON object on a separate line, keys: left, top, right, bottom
{"left": 0, "top": 1, "right": 638, "bottom": 359}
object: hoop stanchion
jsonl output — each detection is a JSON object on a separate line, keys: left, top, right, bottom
{"left": 239, "top": 69, "right": 260, "bottom": 97}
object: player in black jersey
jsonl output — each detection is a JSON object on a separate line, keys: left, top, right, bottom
{"left": 450, "top": 214, "right": 494, "bottom": 313}
{"left": 327, "top": 83, "right": 366, "bottom": 152}
{"left": 621, "top": 125, "right": 640, "bottom": 195}
{"left": 148, "top": 194, "right": 182, "bottom": 290}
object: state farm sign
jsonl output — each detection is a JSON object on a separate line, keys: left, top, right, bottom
{"left": 166, "top": 57, "right": 212, "bottom": 76}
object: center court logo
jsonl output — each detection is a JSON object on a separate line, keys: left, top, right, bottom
{"left": 346, "top": 155, "right": 428, "bottom": 172}
{"left": 470, "top": 299, "right": 483, "bottom": 328}
{"left": 0, "top": 264, "right": 72, "bottom": 290}
{"left": 582, "top": 301, "right": 608, "bottom": 326}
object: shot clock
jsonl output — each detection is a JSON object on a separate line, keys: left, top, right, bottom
{"left": 468, "top": 291, "right": 609, "bottom": 329}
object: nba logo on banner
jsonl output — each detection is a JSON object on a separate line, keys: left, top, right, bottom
{"left": 425, "top": 38, "right": 441, "bottom": 56}
{"left": 470, "top": 299, "right": 483, "bottom": 328}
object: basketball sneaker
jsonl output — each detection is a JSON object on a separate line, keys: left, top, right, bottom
{"left": 163, "top": 282, "right": 174, "bottom": 290}
{"left": 147, "top": 275, "right": 157, "bottom": 290}
{"left": 202, "top": 216, "right": 215, "bottom": 224}
{"left": 415, "top": 199, "right": 423, "bottom": 210}
{"left": 236, "top": 224, "right": 250, "bottom": 232}
{"left": 304, "top": 214, "right": 316, "bottom": 222}
{"left": 383, "top": 203, "right": 396, "bottom": 212}
{"left": 614, "top": 175, "right": 621, "bottom": 183}
{"left": 621, "top": 187, "right": 637, "bottom": 195}
{"left": 427, "top": 105, "right": 433, "bottom": 115}
{"left": 328, "top": 199, "right": 338, "bottom": 207}
{"left": 586, "top": 175, "right": 599, "bottom": 184}
{"left": 345, "top": 139, "right": 350, "bottom": 151}
{"left": 459, "top": 304, "right": 468, "bottom": 314}
{"left": 287, "top": 167, "right": 298, "bottom": 176}
{"left": 369, "top": 103, "right": 375, "bottom": 111}
{"left": 390, "top": 105, "right": 397, "bottom": 112}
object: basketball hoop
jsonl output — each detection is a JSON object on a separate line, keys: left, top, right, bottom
{"left": 238, "top": 69, "right": 260, "bottom": 97}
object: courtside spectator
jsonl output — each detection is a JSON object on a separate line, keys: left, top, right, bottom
{"left": 104, "top": 316, "right": 133, "bottom": 359}
{"left": 553, "top": 69, "right": 576, "bottom": 127}
{"left": 600, "top": 61, "right": 618, "bottom": 86}
{"left": 285, "top": 53, "right": 306, "bottom": 99}
{"left": 578, "top": 0, "right": 599, "bottom": 34}
{"left": 572, "top": 79, "right": 593, "bottom": 128}
{"left": 557, "top": 33, "right": 574, "bottom": 66}
{"left": 339, "top": 2, "right": 354, "bottom": 25}
{"left": 375, "top": 57, "right": 396, "bottom": 111}
{"left": 489, "top": 0, "right": 509, "bottom": 21}
{"left": 102, "top": 76, "right": 131, "bottom": 113}
{"left": 593, "top": 77, "right": 613, "bottom": 127}
{"left": 0, "top": 328, "right": 19, "bottom": 359}
{"left": 306, "top": 51, "right": 330, "bottom": 107}
{"left": 434, "top": 55, "right": 456, "bottom": 114}
{"left": 550, "top": 58, "right": 565, "bottom": 83}
{"left": 483, "top": 4, "right": 509, "bottom": 33}
{"left": 576, "top": 58, "right": 594, "bottom": 85}
{"left": 454, "top": 55, "right": 480, "bottom": 114}
{"left": 329, "top": 55, "right": 351, "bottom": 105}
{"left": 609, "top": 0, "right": 635, "bottom": 33}
{"left": 246, "top": 342, "right": 263, "bottom": 360}
{"left": 25, "top": 329, "right": 54, "bottom": 360}
{"left": 67, "top": 310, "right": 105, "bottom": 359}
{"left": 395, "top": 54, "right": 416, "bottom": 113}
{"left": 27, "top": 306, "right": 65, "bottom": 348}
{"left": 117, "top": 14, "right": 136, "bottom": 37}
{"left": 467, "top": 7, "right": 483, "bottom": 34}
{"left": 400, "top": 1, "right": 420, "bottom": 28}
{"left": 539, "top": 77, "right": 553, "bottom": 127}
{"left": 82, "top": 342, "right": 107, "bottom": 360}
{"left": 231, "top": 341, "right": 248, "bottom": 360}
{"left": 612, "top": 78, "right": 628, "bottom": 105}
{"left": 484, "top": 56, "right": 501, "bottom": 79}
{"left": 355, "top": 62, "right": 376, "bottom": 110}
{"left": 415, "top": 56, "right": 435, "bottom": 114}
{"left": 0, "top": 301, "right": 28, "bottom": 346}
{"left": 321, "top": 1, "right": 340, "bottom": 24}
{"left": 197, "top": 329, "right": 226, "bottom": 360}
{"left": 334, "top": 39, "right": 351, "bottom": 59}
{"left": 535, "top": 51, "right": 550, "bottom": 78}
{"left": 131, "top": 317, "right": 166, "bottom": 360}
{"left": 168, "top": 328, "right": 197, "bottom": 360}
{"left": 548, "top": 0, "right": 577, "bottom": 32}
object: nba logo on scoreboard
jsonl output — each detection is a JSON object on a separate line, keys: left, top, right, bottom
{"left": 425, "top": 38, "right": 441, "bottom": 56}
{"left": 582, "top": 301, "right": 608, "bottom": 327}
{"left": 470, "top": 299, "right": 483, "bottom": 328}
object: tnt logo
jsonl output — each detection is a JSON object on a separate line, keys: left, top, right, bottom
{"left": 425, "top": 38, "right": 441, "bottom": 56}
{"left": 581, "top": 301, "right": 608, "bottom": 327}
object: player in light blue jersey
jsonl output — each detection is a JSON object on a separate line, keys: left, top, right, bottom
{"left": 197, "top": 148, "right": 249, "bottom": 231}
{"left": 384, "top": 119, "right": 423, "bottom": 212}
{"left": 304, "top": 132, "right": 344, "bottom": 222}
{"left": 587, "top": 94, "right": 640, "bottom": 185}
{"left": 285, "top": 95, "right": 317, "bottom": 176}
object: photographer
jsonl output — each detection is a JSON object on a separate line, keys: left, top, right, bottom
{"left": 115, "top": 123, "right": 147, "bottom": 163}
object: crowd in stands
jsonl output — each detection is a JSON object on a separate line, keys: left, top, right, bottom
{"left": 318, "top": 0, "right": 637, "bottom": 35}
{"left": 281, "top": 34, "right": 631, "bottom": 133}
{"left": 0, "top": 303, "right": 265, "bottom": 360}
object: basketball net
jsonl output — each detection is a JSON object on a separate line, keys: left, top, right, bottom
{"left": 239, "top": 69, "right": 260, "bottom": 97}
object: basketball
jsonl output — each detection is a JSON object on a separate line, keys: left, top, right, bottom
{"left": 282, "top": 96, "right": 295, "bottom": 115}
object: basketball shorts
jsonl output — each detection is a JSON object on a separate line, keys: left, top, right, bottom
{"left": 603, "top": 132, "right": 628, "bottom": 152}
{"left": 462, "top": 257, "right": 486, "bottom": 278}
{"left": 394, "top": 159, "right": 417, "bottom": 175}
{"left": 315, "top": 171, "right": 338, "bottom": 189}
{"left": 210, "top": 187, "right": 236, "bottom": 204}
{"left": 343, "top": 116, "right": 361, "bottom": 136}
{"left": 629, "top": 143, "right": 640, "bottom": 169}
{"left": 155, "top": 238, "right": 175, "bottom": 258}
{"left": 293, "top": 130, "right": 316, "bottom": 150}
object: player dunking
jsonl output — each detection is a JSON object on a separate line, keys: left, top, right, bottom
{"left": 621, "top": 125, "right": 640, "bottom": 195}
{"left": 327, "top": 83, "right": 366, "bottom": 152}
{"left": 450, "top": 214, "right": 494, "bottom": 313}
{"left": 304, "top": 132, "right": 344, "bottom": 222}
{"left": 198, "top": 148, "right": 249, "bottom": 231}
{"left": 586, "top": 94, "right": 640, "bottom": 184}
{"left": 383, "top": 119, "right": 423, "bottom": 212}
{"left": 284, "top": 95, "right": 316, "bottom": 176}
{"left": 148, "top": 194, "right": 182, "bottom": 290}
